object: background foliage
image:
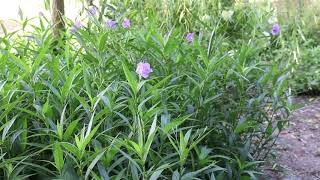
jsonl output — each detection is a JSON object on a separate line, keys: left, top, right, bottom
{"left": 274, "top": 0, "right": 320, "bottom": 93}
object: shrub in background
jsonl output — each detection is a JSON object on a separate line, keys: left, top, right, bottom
{"left": 272, "top": 0, "right": 320, "bottom": 94}
{"left": 290, "top": 46, "right": 320, "bottom": 93}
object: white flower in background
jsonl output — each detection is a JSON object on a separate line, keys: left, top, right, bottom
{"left": 221, "top": 10, "right": 234, "bottom": 21}
{"left": 227, "top": 50, "right": 235, "bottom": 57}
{"left": 10, "top": 48, "right": 18, "bottom": 54}
{"left": 201, "top": 14, "right": 211, "bottom": 21}
{"left": 268, "top": 16, "right": 278, "bottom": 24}
{"left": 263, "top": 31, "right": 270, "bottom": 37}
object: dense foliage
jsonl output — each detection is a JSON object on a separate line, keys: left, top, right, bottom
{"left": 275, "top": 1, "right": 320, "bottom": 94}
{"left": 0, "top": 1, "right": 294, "bottom": 179}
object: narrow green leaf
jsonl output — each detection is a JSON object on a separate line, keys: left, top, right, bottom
{"left": 122, "top": 62, "right": 138, "bottom": 95}
{"left": 163, "top": 115, "right": 191, "bottom": 133}
{"left": 63, "top": 119, "right": 79, "bottom": 141}
{"left": 53, "top": 142, "right": 64, "bottom": 173}
{"left": 85, "top": 150, "right": 107, "bottom": 180}
{"left": 143, "top": 116, "right": 157, "bottom": 162}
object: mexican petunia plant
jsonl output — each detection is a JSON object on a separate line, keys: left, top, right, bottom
{"left": 0, "top": 1, "right": 292, "bottom": 180}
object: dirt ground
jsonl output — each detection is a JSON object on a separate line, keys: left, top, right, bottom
{"left": 263, "top": 96, "right": 320, "bottom": 180}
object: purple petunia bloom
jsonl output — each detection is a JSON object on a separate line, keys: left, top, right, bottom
{"left": 88, "top": 6, "right": 98, "bottom": 16}
{"left": 136, "top": 62, "right": 153, "bottom": 79}
{"left": 187, "top": 105, "right": 195, "bottom": 114}
{"left": 70, "top": 20, "right": 82, "bottom": 33}
{"left": 70, "top": 26, "right": 77, "bottom": 34}
{"left": 186, "top": 32, "right": 194, "bottom": 42}
{"left": 74, "top": 20, "right": 82, "bottom": 28}
{"left": 26, "top": 35, "right": 34, "bottom": 41}
{"left": 122, "top": 18, "right": 131, "bottom": 28}
{"left": 106, "top": 20, "right": 117, "bottom": 29}
{"left": 271, "top": 23, "right": 280, "bottom": 36}
{"left": 38, "top": 12, "right": 44, "bottom": 17}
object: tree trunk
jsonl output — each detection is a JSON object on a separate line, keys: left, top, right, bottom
{"left": 52, "top": 0, "right": 65, "bottom": 37}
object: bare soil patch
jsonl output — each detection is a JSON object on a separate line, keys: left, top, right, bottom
{"left": 263, "top": 96, "right": 320, "bottom": 180}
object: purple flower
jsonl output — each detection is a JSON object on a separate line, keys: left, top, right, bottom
{"left": 136, "top": 62, "right": 153, "bottom": 79}
{"left": 187, "top": 105, "right": 195, "bottom": 114}
{"left": 186, "top": 32, "right": 194, "bottom": 42}
{"left": 70, "top": 20, "right": 82, "bottom": 33}
{"left": 271, "top": 23, "right": 280, "bottom": 36}
{"left": 88, "top": 6, "right": 98, "bottom": 16}
{"left": 106, "top": 20, "right": 117, "bottom": 29}
{"left": 39, "top": 12, "right": 44, "bottom": 17}
{"left": 122, "top": 18, "right": 131, "bottom": 28}
{"left": 74, "top": 20, "right": 82, "bottom": 28}
{"left": 26, "top": 35, "right": 34, "bottom": 41}
{"left": 70, "top": 26, "right": 77, "bottom": 34}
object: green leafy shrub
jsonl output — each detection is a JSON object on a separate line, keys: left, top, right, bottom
{"left": 290, "top": 46, "right": 320, "bottom": 93}
{"left": 274, "top": 22, "right": 320, "bottom": 94}
{"left": 274, "top": 0, "right": 320, "bottom": 94}
{"left": 0, "top": 1, "right": 291, "bottom": 179}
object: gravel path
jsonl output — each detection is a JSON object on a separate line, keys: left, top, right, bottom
{"left": 264, "top": 97, "right": 320, "bottom": 180}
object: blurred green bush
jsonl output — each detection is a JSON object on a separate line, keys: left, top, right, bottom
{"left": 273, "top": 0, "right": 320, "bottom": 94}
